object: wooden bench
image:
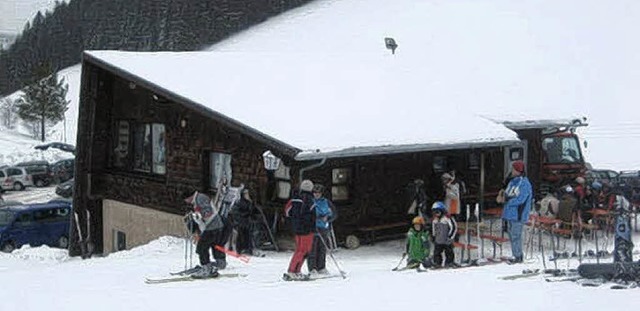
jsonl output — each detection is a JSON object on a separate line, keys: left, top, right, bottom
{"left": 358, "top": 221, "right": 407, "bottom": 244}
{"left": 480, "top": 234, "right": 509, "bottom": 259}
{"left": 453, "top": 242, "right": 478, "bottom": 250}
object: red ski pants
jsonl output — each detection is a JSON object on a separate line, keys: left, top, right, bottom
{"left": 288, "top": 233, "right": 314, "bottom": 273}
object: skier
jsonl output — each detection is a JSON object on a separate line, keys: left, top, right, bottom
{"left": 405, "top": 216, "right": 432, "bottom": 269}
{"left": 283, "top": 179, "right": 316, "bottom": 281}
{"left": 431, "top": 201, "right": 457, "bottom": 268}
{"left": 501, "top": 160, "right": 532, "bottom": 264}
{"left": 184, "top": 191, "right": 229, "bottom": 278}
{"left": 442, "top": 172, "right": 461, "bottom": 220}
{"left": 230, "top": 188, "right": 256, "bottom": 255}
{"left": 407, "top": 179, "right": 431, "bottom": 221}
{"left": 307, "top": 184, "right": 336, "bottom": 275}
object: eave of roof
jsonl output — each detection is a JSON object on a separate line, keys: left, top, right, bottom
{"left": 295, "top": 138, "right": 521, "bottom": 161}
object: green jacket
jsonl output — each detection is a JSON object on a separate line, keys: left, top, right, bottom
{"left": 406, "top": 227, "right": 431, "bottom": 262}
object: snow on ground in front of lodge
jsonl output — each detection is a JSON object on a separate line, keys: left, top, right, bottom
{"left": 1, "top": 234, "right": 640, "bottom": 311}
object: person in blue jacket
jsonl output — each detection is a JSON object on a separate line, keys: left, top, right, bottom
{"left": 501, "top": 160, "right": 533, "bottom": 264}
{"left": 307, "top": 184, "right": 336, "bottom": 275}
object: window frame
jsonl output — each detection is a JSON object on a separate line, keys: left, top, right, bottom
{"left": 111, "top": 120, "right": 166, "bottom": 176}
{"left": 209, "top": 152, "right": 233, "bottom": 191}
{"left": 331, "top": 167, "right": 352, "bottom": 202}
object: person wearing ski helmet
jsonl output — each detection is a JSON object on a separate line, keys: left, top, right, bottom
{"left": 284, "top": 179, "right": 316, "bottom": 281}
{"left": 501, "top": 160, "right": 532, "bottom": 264}
{"left": 404, "top": 216, "right": 432, "bottom": 269}
{"left": 307, "top": 184, "right": 336, "bottom": 275}
{"left": 431, "top": 201, "right": 457, "bottom": 267}
{"left": 184, "top": 191, "right": 224, "bottom": 278}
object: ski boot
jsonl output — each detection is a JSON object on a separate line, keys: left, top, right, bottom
{"left": 282, "top": 272, "right": 309, "bottom": 281}
{"left": 214, "top": 258, "right": 227, "bottom": 270}
{"left": 192, "top": 263, "right": 219, "bottom": 279}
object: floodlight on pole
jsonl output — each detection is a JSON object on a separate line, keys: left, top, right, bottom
{"left": 385, "top": 37, "right": 398, "bottom": 54}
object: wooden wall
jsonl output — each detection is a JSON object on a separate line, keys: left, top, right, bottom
{"left": 299, "top": 147, "right": 506, "bottom": 238}
{"left": 72, "top": 62, "right": 291, "bottom": 255}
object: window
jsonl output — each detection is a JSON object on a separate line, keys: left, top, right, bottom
{"left": 113, "top": 230, "right": 126, "bottom": 252}
{"left": 112, "top": 121, "right": 165, "bottom": 175}
{"left": 510, "top": 148, "right": 524, "bottom": 161}
{"left": 542, "top": 136, "right": 583, "bottom": 164}
{"left": 331, "top": 168, "right": 351, "bottom": 201}
{"left": 16, "top": 213, "right": 32, "bottom": 226}
{"left": 433, "top": 156, "right": 447, "bottom": 173}
{"left": 0, "top": 171, "right": 4, "bottom": 178}
{"left": 210, "top": 152, "right": 232, "bottom": 189}
{"left": 7, "top": 168, "right": 23, "bottom": 176}
{"left": 468, "top": 153, "right": 480, "bottom": 170}
{"left": 274, "top": 164, "right": 291, "bottom": 200}
{"left": 112, "top": 121, "right": 130, "bottom": 168}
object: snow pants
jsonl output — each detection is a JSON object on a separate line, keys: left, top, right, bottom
{"left": 307, "top": 229, "right": 329, "bottom": 271}
{"left": 288, "top": 233, "right": 314, "bottom": 273}
{"left": 433, "top": 243, "right": 454, "bottom": 266}
{"left": 196, "top": 228, "right": 228, "bottom": 265}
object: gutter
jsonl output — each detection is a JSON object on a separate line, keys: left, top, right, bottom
{"left": 298, "top": 157, "right": 328, "bottom": 182}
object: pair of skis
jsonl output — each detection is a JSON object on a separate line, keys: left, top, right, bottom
{"left": 74, "top": 209, "right": 93, "bottom": 259}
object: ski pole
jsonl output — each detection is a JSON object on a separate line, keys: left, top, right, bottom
{"left": 475, "top": 203, "right": 483, "bottom": 259}
{"left": 316, "top": 229, "right": 347, "bottom": 278}
{"left": 214, "top": 245, "right": 251, "bottom": 263}
{"left": 392, "top": 253, "right": 407, "bottom": 271}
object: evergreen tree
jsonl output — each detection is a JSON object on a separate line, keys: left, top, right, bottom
{"left": 0, "top": 96, "right": 18, "bottom": 129}
{"left": 16, "top": 64, "right": 69, "bottom": 142}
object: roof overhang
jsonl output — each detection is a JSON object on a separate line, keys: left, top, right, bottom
{"left": 295, "top": 139, "right": 521, "bottom": 161}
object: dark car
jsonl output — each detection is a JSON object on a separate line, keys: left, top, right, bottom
{"left": 586, "top": 169, "right": 620, "bottom": 186}
{"left": 55, "top": 178, "right": 74, "bottom": 198}
{"left": 51, "top": 158, "right": 75, "bottom": 184}
{"left": 16, "top": 160, "right": 52, "bottom": 187}
{"left": 0, "top": 200, "right": 72, "bottom": 252}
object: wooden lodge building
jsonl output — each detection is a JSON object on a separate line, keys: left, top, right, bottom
{"left": 70, "top": 50, "right": 528, "bottom": 256}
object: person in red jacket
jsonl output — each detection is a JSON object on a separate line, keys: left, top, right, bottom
{"left": 283, "top": 180, "right": 316, "bottom": 281}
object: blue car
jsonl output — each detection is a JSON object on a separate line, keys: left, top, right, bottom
{"left": 0, "top": 200, "right": 72, "bottom": 253}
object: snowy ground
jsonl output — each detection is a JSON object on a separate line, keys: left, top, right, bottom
{"left": 3, "top": 187, "right": 640, "bottom": 311}
{"left": 1, "top": 185, "right": 62, "bottom": 204}
{"left": 1, "top": 224, "right": 640, "bottom": 310}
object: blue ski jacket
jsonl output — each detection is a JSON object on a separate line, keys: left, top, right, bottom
{"left": 501, "top": 176, "right": 532, "bottom": 222}
{"left": 314, "top": 197, "right": 333, "bottom": 230}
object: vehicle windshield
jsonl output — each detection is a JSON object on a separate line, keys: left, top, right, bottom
{"left": 0, "top": 210, "right": 15, "bottom": 227}
{"left": 542, "top": 136, "right": 583, "bottom": 164}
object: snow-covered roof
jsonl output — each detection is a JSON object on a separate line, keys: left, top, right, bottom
{"left": 484, "top": 116, "right": 589, "bottom": 131}
{"left": 85, "top": 50, "right": 518, "bottom": 158}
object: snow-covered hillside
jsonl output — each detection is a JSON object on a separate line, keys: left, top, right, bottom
{"left": 2, "top": 0, "right": 640, "bottom": 170}
{"left": 0, "top": 0, "right": 64, "bottom": 34}
{"left": 0, "top": 65, "right": 80, "bottom": 166}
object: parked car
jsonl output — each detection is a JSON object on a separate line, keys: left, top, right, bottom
{"left": 16, "top": 160, "right": 52, "bottom": 187}
{"left": 0, "top": 167, "right": 35, "bottom": 191}
{"left": 618, "top": 171, "right": 640, "bottom": 188}
{"left": 51, "top": 158, "right": 75, "bottom": 184}
{"left": 586, "top": 169, "right": 620, "bottom": 186}
{"left": 55, "top": 178, "right": 74, "bottom": 198}
{"left": 0, "top": 200, "right": 72, "bottom": 252}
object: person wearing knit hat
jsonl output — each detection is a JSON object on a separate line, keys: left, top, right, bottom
{"left": 300, "top": 179, "right": 314, "bottom": 192}
{"left": 283, "top": 180, "right": 316, "bottom": 281}
{"left": 501, "top": 159, "right": 532, "bottom": 264}
{"left": 511, "top": 160, "right": 525, "bottom": 174}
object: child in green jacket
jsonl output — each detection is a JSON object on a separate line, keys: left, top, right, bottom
{"left": 405, "top": 216, "right": 432, "bottom": 269}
